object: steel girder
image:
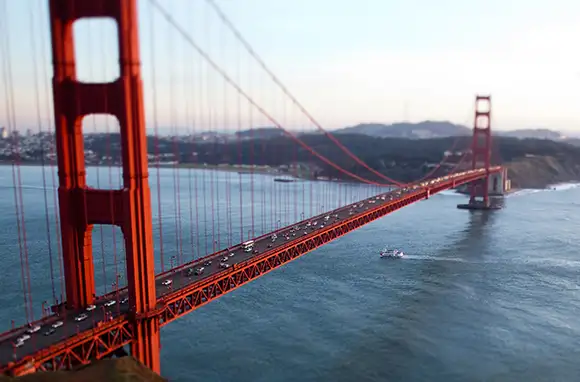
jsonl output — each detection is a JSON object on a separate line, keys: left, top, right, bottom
{"left": 157, "top": 171, "right": 497, "bottom": 325}
{"left": 1, "top": 169, "right": 498, "bottom": 374}
{"left": 1, "top": 319, "right": 133, "bottom": 375}
{"left": 158, "top": 188, "right": 431, "bottom": 325}
{"left": 60, "top": 170, "right": 500, "bottom": 316}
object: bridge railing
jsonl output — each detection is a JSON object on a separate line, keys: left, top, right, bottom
{"left": 45, "top": 168, "right": 501, "bottom": 328}
{"left": 1, "top": 168, "right": 501, "bottom": 374}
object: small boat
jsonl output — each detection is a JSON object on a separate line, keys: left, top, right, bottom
{"left": 380, "top": 248, "right": 404, "bottom": 258}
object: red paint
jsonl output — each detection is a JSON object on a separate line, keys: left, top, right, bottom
{"left": 48, "top": 0, "right": 159, "bottom": 373}
{"left": 469, "top": 96, "right": 493, "bottom": 206}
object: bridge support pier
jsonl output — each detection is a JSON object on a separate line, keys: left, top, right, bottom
{"left": 457, "top": 95, "right": 502, "bottom": 210}
{"left": 132, "top": 317, "right": 161, "bottom": 373}
{"left": 49, "top": 0, "right": 160, "bottom": 373}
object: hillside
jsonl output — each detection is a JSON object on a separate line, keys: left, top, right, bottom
{"left": 2, "top": 131, "right": 580, "bottom": 189}
{"left": 235, "top": 127, "right": 285, "bottom": 140}
{"left": 77, "top": 134, "right": 580, "bottom": 189}
{"left": 334, "top": 121, "right": 471, "bottom": 139}
{"left": 332, "top": 121, "right": 579, "bottom": 145}
{"left": 500, "top": 128, "right": 563, "bottom": 140}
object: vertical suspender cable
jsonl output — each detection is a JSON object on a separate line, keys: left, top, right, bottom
{"left": 39, "top": 0, "right": 65, "bottom": 302}
{"left": 149, "top": 4, "right": 165, "bottom": 272}
{"left": 29, "top": 3, "right": 57, "bottom": 304}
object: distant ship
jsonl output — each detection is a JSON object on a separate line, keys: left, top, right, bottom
{"left": 274, "top": 178, "right": 295, "bottom": 183}
{"left": 380, "top": 248, "right": 404, "bottom": 259}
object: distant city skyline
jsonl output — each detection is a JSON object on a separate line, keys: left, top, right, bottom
{"left": 1, "top": 0, "right": 579, "bottom": 134}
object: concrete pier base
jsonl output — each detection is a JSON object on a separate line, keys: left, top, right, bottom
{"left": 457, "top": 201, "right": 501, "bottom": 210}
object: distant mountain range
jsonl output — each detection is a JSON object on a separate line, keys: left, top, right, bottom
{"left": 183, "top": 121, "right": 579, "bottom": 147}
{"left": 334, "top": 121, "right": 470, "bottom": 139}
{"left": 333, "top": 121, "right": 580, "bottom": 145}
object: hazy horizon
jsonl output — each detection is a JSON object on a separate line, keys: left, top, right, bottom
{"left": 9, "top": 120, "right": 580, "bottom": 138}
{"left": 1, "top": 0, "right": 578, "bottom": 134}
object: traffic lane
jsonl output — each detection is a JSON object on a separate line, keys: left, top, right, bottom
{"left": 161, "top": 236, "right": 281, "bottom": 294}
{"left": 153, "top": 192, "right": 374, "bottom": 291}
{"left": 157, "top": 246, "right": 254, "bottom": 294}
{"left": 0, "top": 188, "right": 394, "bottom": 361}
{"left": 0, "top": 185, "right": 412, "bottom": 364}
{"left": 167, "top": 253, "right": 252, "bottom": 293}
{"left": 154, "top": 188, "right": 404, "bottom": 295}
{"left": 155, "top": 220, "right": 310, "bottom": 292}
{"left": 159, "top": 205, "right": 370, "bottom": 295}
{"left": 157, "top": 199, "right": 371, "bottom": 293}
{"left": 159, "top": 225, "right": 312, "bottom": 293}
{"left": 157, "top": 180, "right": 455, "bottom": 294}
{"left": 2, "top": 226, "right": 297, "bottom": 363}
{"left": 0, "top": 302, "right": 126, "bottom": 365}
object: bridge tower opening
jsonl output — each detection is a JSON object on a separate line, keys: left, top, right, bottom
{"left": 457, "top": 95, "right": 502, "bottom": 210}
{"left": 48, "top": 0, "right": 160, "bottom": 372}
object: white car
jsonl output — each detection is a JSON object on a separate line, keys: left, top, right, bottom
{"left": 104, "top": 300, "right": 116, "bottom": 307}
{"left": 162, "top": 279, "right": 172, "bottom": 286}
{"left": 25, "top": 325, "right": 41, "bottom": 334}
{"left": 75, "top": 313, "right": 88, "bottom": 322}
{"left": 219, "top": 263, "right": 230, "bottom": 269}
{"left": 18, "top": 334, "right": 31, "bottom": 342}
{"left": 86, "top": 305, "right": 96, "bottom": 311}
{"left": 51, "top": 321, "right": 63, "bottom": 329}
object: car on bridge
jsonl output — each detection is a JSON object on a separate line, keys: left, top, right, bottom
{"left": 44, "top": 328, "right": 56, "bottom": 336}
{"left": 74, "top": 313, "right": 88, "bottom": 322}
{"left": 25, "top": 325, "right": 40, "bottom": 334}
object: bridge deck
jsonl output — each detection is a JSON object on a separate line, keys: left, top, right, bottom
{"left": 0, "top": 167, "right": 501, "bottom": 373}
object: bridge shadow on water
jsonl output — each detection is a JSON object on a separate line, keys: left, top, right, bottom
{"left": 317, "top": 210, "right": 500, "bottom": 382}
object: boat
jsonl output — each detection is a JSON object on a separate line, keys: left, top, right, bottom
{"left": 274, "top": 178, "right": 295, "bottom": 183}
{"left": 380, "top": 248, "right": 404, "bottom": 258}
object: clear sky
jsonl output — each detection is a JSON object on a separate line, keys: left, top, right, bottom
{"left": 1, "top": 0, "right": 579, "bottom": 134}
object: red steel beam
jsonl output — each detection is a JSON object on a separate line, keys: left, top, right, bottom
{"left": 157, "top": 169, "right": 500, "bottom": 325}
{"left": 48, "top": 0, "right": 160, "bottom": 372}
{"left": 1, "top": 318, "right": 133, "bottom": 375}
{"left": 86, "top": 166, "right": 500, "bottom": 305}
{"left": 1, "top": 168, "right": 500, "bottom": 374}
{"left": 469, "top": 95, "right": 493, "bottom": 206}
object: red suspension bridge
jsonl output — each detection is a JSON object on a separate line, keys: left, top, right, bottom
{"left": 0, "top": 0, "right": 507, "bottom": 376}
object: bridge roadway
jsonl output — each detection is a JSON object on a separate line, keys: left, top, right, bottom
{"left": 0, "top": 168, "right": 499, "bottom": 368}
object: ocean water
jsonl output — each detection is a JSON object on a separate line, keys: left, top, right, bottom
{"left": 0, "top": 166, "right": 579, "bottom": 381}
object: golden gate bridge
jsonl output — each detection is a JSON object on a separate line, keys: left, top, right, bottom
{"left": 0, "top": 0, "right": 506, "bottom": 375}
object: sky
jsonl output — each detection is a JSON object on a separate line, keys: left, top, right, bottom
{"left": 1, "top": 0, "right": 579, "bottom": 134}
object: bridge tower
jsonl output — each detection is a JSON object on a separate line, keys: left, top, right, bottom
{"left": 470, "top": 95, "right": 492, "bottom": 206}
{"left": 457, "top": 95, "right": 501, "bottom": 210}
{"left": 49, "top": 0, "right": 160, "bottom": 372}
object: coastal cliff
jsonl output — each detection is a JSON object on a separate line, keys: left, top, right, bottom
{"left": 505, "top": 155, "right": 580, "bottom": 189}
